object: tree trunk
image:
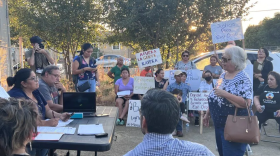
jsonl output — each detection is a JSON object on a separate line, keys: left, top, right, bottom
{"left": 176, "top": 39, "right": 179, "bottom": 64}
{"left": 166, "top": 46, "right": 171, "bottom": 69}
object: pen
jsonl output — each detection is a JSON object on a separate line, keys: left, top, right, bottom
{"left": 52, "top": 111, "right": 55, "bottom": 118}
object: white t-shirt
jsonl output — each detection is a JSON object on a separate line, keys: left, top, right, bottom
{"left": 199, "top": 80, "right": 214, "bottom": 92}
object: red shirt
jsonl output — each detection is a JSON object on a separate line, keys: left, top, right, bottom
{"left": 140, "top": 70, "right": 152, "bottom": 76}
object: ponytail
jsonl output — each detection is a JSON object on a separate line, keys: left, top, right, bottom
{"left": 6, "top": 68, "right": 32, "bottom": 88}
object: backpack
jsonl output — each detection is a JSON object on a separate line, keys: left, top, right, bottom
{"left": 72, "top": 55, "right": 96, "bottom": 84}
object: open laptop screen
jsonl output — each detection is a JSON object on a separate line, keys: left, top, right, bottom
{"left": 63, "top": 92, "right": 96, "bottom": 112}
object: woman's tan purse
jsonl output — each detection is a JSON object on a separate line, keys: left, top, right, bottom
{"left": 224, "top": 101, "right": 260, "bottom": 144}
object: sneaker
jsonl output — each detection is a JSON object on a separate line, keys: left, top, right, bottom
{"left": 264, "top": 122, "right": 268, "bottom": 126}
{"left": 172, "top": 130, "right": 177, "bottom": 136}
{"left": 119, "top": 119, "right": 125, "bottom": 125}
{"left": 180, "top": 115, "right": 190, "bottom": 123}
{"left": 116, "top": 118, "right": 121, "bottom": 125}
{"left": 177, "top": 131, "right": 184, "bottom": 137}
{"left": 195, "top": 119, "right": 199, "bottom": 126}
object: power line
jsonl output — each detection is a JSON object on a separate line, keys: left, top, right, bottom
{"left": 249, "top": 9, "right": 280, "bottom": 12}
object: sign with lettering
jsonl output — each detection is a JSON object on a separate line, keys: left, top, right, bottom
{"left": 244, "top": 62, "right": 253, "bottom": 82}
{"left": 168, "top": 69, "right": 202, "bottom": 91}
{"left": 136, "top": 48, "right": 162, "bottom": 68}
{"left": 211, "top": 18, "right": 244, "bottom": 44}
{"left": 188, "top": 92, "right": 209, "bottom": 111}
{"left": 133, "top": 77, "right": 155, "bottom": 94}
{"left": 126, "top": 100, "right": 141, "bottom": 128}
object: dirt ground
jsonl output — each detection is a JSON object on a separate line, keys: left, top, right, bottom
{"left": 56, "top": 119, "right": 280, "bottom": 156}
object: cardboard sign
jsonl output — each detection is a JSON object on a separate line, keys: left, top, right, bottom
{"left": 244, "top": 62, "right": 253, "bottom": 82}
{"left": 126, "top": 100, "right": 141, "bottom": 128}
{"left": 136, "top": 48, "right": 162, "bottom": 68}
{"left": 188, "top": 92, "right": 209, "bottom": 111}
{"left": 133, "top": 77, "right": 155, "bottom": 94}
{"left": 168, "top": 69, "right": 202, "bottom": 91}
{"left": 211, "top": 18, "right": 244, "bottom": 44}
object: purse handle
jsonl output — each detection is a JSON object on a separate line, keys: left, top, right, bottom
{"left": 233, "top": 99, "right": 252, "bottom": 123}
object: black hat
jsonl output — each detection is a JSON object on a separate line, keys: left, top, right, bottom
{"left": 30, "top": 36, "right": 43, "bottom": 44}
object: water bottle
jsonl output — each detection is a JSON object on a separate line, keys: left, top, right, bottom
{"left": 185, "top": 123, "right": 190, "bottom": 133}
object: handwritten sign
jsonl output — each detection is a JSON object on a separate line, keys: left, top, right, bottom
{"left": 188, "top": 92, "right": 209, "bottom": 111}
{"left": 133, "top": 77, "right": 155, "bottom": 94}
{"left": 136, "top": 48, "right": 162, "bottom": 68}
{"left": 244, "top": 61, "right": 253, "bottom": 82}
{"left": 211, "top": 18, "right": 244, "bottom": 44}
{"left": 168, "top": 69, "right": 202, "bottom": 91}
{"left": 126, "top": 100, "right": 141, "bottom": 128}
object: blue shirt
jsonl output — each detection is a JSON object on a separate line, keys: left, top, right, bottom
{"left": 73, "top": 55, "right": 97, "bottom": 80}
{"left": 124, "top": 133, "right": 214, "bottom": 156}
{"left": 208, "top": 71, "right": 253, "bottom": 127}
{"left": 167, "top": 82, "right": 191, "bottom": 103}
{"left": 8, "top": 87, "right": 47, "bottom": 119}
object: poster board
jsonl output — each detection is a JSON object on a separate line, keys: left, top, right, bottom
{"left": 126, "top": 100, "right": 141, "bottom": 128}
{"left": 188, "top": 92, "right": 209, "bottom": 111}
{"left": 211, "top": 18, "right": 244, "bottom": 44}
{"left": 168, "top": 69, "right": 202, "bottom": 91}
{"left": 136, "top": 48, "right": 162, "bottom": 68}
{"left": 133, "top": 76, "right": 155, "bottom": 94}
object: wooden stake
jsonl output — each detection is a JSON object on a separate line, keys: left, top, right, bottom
{"left": 242, "top": 39, "right": 245, "bottom": 50}
{"left": 200, "top": 111, "right": 203, "bottom": 134}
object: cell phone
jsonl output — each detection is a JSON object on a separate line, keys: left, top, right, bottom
{"left": 95, "top": 133, "right": 108, "bottom": 138}
{"left": 95, "top": 114, "right": 109, "bottom": 117}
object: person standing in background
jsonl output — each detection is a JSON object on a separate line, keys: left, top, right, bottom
{"left": 202, "top": 56, "right": 223, "bottom": 79}
{"left": 25, "top": 36, "right": 54, "bottom": 77}
{"left": 174, "top": 50, "right": 196, "bottom": 70}
{"left": 107, "top": 57, "right": 128, "bottom": 83}
{"left": 140, "top": 66, "right": 152, "bottom": 76}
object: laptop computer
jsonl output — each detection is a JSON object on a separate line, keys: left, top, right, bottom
{"left": 63, "top": 92, "right": 96, "bottom": 116}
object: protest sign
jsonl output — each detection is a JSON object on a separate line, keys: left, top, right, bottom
{"left": 126, "top": 100, "right": 141, "bottom": 128}
{"left": 133, "top": 76, "right": 155, "bottom": 94}
{"left": 211, "top": 18, "right": 244, "bottom": 44}
{"left": 188, "top": 92, "right": 209, "bottom": 111}
{"left": 168, "top": 69, "right": 202, "bottom": 91}
{"left": 136, "top": 48, "right": 162, "bottom": 68}
{"left": 244, "top": 62, "right": 253, "bottom": 82}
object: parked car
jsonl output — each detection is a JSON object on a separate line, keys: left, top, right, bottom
{"left": 96, "top": 55, "right": 131, "bottom": 67}
{"left": 190, "top": 49, "right": 280, "bottom": 74}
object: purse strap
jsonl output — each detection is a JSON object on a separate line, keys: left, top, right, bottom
{"left": 233, "top": 99, "right": 252, "bottom": 122}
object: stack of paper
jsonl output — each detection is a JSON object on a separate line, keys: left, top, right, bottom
{"left": 38, "top": 126, "right": 76, "bottom": 135}
{"left": 33, "top": 133, "right": 64, "bottom": 141}
{"left": 45, "top": 119, "right": 74, "bottom": 127}
{"left": 117, "top": 90, "right": 130, "bottom": 97}
{"left": 78, "top": 124, "right": 105, "bottom": 135}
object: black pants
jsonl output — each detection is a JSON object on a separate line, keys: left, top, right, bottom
{"left": 256, "top": 111, "right": 280, "bottom": 129}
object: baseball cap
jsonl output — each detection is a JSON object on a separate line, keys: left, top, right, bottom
{"left": 30, "top": 36, "right": 43, "bottom": 44}
{"left": 174, "top": 70, "right": 182, "bottom": 76}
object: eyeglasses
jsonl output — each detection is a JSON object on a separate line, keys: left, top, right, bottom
{"left": 182, "top": 55, "right": 189, "bottom": 57}
{"left": 221, "top": 57, "right": 231, "bottom": 63}
{"left": 28, "top": 76, "right": 39, "bottom": 82}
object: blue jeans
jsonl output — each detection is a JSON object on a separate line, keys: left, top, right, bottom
{"left": 78, "top": 79, "right": 96, "bottom": 92}
{"left": 215, "top": 126, "right": 247, "bottom": 156}
{"left": 176, "top": 111, "right": 182, "bottom": 131}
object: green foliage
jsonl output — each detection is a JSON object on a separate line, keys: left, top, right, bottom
{"left": 245, "top": 13, "right": 280, "bottom": 48}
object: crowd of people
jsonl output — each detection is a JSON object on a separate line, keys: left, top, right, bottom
{"left": 1, "top": 36, "right": 280, "bottom": 156}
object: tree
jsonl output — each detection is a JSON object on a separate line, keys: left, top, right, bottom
{"left": 9, "top": 0, "right": 104, "bottom": 79}
{"left": 102, "top": 0, "right": 254, "bottom": 67}
{"left": 245, "top": 13, "right": 280, "bottom": 48}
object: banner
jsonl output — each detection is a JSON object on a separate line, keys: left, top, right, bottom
{"left": 126, "top": 100, "right": 141, "bottom": 128}
{"left": 136, "top": 48, "right": 162, "bottom": 68}
{"left": 133, "top": 76, "right": 155, "bottom": 94}
{"left": 188, "top": 92, "right": 209, "bottom": 111}
{"left": 211, "top": 18, "right": 244, "bottom": 44}
{"left": 168, "top": 69, "right": 202, "bottom": 91}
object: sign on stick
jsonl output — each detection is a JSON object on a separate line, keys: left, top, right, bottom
{"left": 188, "top": 92, "right": 209, "bottom": 111}
{"left": 126, "top": 100, "right": 141, "bottom": 128}
{"left": 136, "top": 48, "right": 162, "bottom": 68}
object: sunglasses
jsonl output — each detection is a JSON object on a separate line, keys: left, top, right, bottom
{"left": 221, "top": 56, "right": 231, "bottom": 63}
{"left": 182, "top": 55, "right": 189, "bottom": 57}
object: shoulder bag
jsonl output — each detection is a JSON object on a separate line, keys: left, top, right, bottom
{"left": 224, "top": 100, "right": 260, "bottom": 144}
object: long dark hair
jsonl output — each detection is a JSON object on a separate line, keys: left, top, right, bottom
{"left": 7, "top": 68, "right": 32, "bottom": 88}
{"left": 155, "top": 69, "right": 163, "bottom": 77}
{"left": 268, "top": 71, "right": 280, "bottom": 86}
{"left": 79, "top": 43, "right": 93, "bottom": 55}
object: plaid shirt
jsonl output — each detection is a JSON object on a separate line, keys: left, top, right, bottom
{"left": 124, "top": 133, "right": 215, "bottom": 156}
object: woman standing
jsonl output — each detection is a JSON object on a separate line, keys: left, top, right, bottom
{"left": 154, "top": 69, "right": 168, "bottom": 90}
{"left": 72, "top": 43, "right": 99, "bottom": 92}
{"left": 174, "top": 50, "right": 197, "bottom": 70}
{"left": 107, "top": 57, "right": 128, "bottom": 83}
{"left": 251, "top": 48, "right": 273, "bottom": 93}
{"left": 203, "top": 56, "right": 223, "bottom": 79}
{"left": 115, "top": 68, "right": 138, "bottom": 125}
{"left": 203, "top": 46, "right": 253, "bottom": 156}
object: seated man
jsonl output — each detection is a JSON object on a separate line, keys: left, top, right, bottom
{"left": 38, "top": 65, "right": 66, "bottom": 112}
{"left": 124, "top": 89, "right": 214, "bottom": 156}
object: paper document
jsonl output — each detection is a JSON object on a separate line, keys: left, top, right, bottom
{"left": 78, "top": 124, "right": 105, "bottom": 135}
{"left": 45, "top": 119, "right": 74, "bottom": 127}
{"left": 34, "top": 133, "right": 63, "bottom": 141}
{"left": 117, "top": 90, "right": 130, "bottom": 97}
{"left": 38, "top": 126, "right": 76, "bottom": 135}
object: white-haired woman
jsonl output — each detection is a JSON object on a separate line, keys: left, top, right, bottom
{"left": 203, "top": 46, "right": 253, "bottom": 156}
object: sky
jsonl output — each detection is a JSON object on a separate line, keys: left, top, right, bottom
{"left": 243, "top": 0, "right": 280, "bottom": 32}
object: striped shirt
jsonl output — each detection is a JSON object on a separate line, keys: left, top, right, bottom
{"left": 124, "top": 133, "right": 215, "bottom": 156}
